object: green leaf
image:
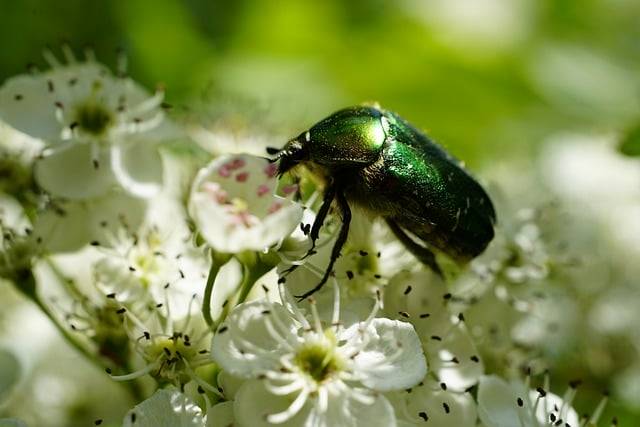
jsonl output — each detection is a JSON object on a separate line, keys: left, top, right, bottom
{"left": 619, "top": 123, "right": 640, "bottom": 157}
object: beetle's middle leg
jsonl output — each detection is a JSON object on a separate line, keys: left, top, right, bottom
{"left": 295, "top": 190, "right": 351, "bottom": 301}
{"left": 386, "top": 219, "right": 443, "bottom": 278}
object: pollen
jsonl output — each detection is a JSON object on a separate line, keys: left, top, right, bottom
{"left": 293, "top": 332, "right": 344, "bottom": 383}
{"left": 73, "top": 101, "right": 114, "bottom": 136}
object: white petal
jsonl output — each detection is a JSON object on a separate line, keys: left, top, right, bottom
{"left": 233, "top": 379, "right": 310, "bottom": 427}
{"left": 0, "top": 348, "right": 21, "bottom": 403}
{"left": 122, "top": 388, "right": 205, "bottom": 427}
{"left": 320, "top": 391, "right": 396, "bottom": 427}
{"left": 32, "top": 192, "right": 147, "bottom": 253}
{"left": 93, "top": 256, "right": 147, "bottom": 302}
{"left": 35, "top": 142, "right": 116, "bottom": 199}
{"left": 427, "top": 326, "right": 484, "bottom": 392}
{"left": 110, "top": 142, "right": 162, "bottom": 198}
{"left": 207, "top": 401, "right": 234, "bottom": 427}
{"left": 217, "top": 370, "right": 246, "bottom": 401}
{"left": 348, "top": 318, "right": 427, "bottom": 392}
{"left": 211, "top": 301, "right": 299, "bottom": 377}
{"left": 477, "top": 375, "right": 533, "bottom": 427}
{"left": 383, "top": 269, "right": 453, "bottom": 337}
{"left": 391, "top": 379, "right": 477, "bottom": 427}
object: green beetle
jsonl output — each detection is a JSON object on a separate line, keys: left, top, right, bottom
{"left": 270, "top": 105, "right": 496, "bottom": 300}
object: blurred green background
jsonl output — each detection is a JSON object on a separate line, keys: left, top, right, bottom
{"left": 1, "top": 0, "right": 640, "bottom": 425}
{"left": 2, "top": 0, "right": 638, "bottom": 165}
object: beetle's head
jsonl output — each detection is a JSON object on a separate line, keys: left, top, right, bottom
{"left": 270, "top": 135, "right": 309, "bottom": 176}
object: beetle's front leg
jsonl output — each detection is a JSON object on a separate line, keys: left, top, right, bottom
{"left": 280, "top": 183, "right": 337, "bottom": 277}
{"left": 296, "top": 190, "right": 351, "bottom": 301}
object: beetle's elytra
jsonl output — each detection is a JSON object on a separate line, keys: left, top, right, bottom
{"left": 271, "top": 105, "right": 496, "bottom": 300}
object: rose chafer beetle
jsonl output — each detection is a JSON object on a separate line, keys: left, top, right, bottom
{"left": 269, "top": 105, "right": 496, "bottom": 300}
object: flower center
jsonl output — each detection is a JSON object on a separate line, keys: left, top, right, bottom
{"left": 145, "top": 334, "right": 197, "bottom": 382}
{"left": 294, "top": 339, "right": 343, "bottom": 383}
{"left": 74, "top": 101, "right": 113, "bottom": 136}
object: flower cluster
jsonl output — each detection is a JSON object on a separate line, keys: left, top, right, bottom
{"left": 0, "top": 49, "right": 621, "bottom": 427}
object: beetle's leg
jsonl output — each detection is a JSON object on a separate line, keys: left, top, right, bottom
{"left": 305, "top": 184, "right": 337, "bottom": 255}
{"left": 295, "top": 190, "right": 351, "bottom": 301}
{"left": 280, "top": 184, "right": 337, "bottom": 276}
{"left": 292, "top": 175, "right": 303, "bottom": 202}
{"left": 386, "top": 219, "right": 443, "bottom": 278}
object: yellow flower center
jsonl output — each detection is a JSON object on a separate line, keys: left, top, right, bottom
{"left": 293, "top": 331, "right": 343, "bottom": 383}
{"left": 74, "top": 101, "right": 113, "bottom": 136}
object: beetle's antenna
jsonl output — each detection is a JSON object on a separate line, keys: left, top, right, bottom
{"left": 265, "top": 146, "right": 280, "bottom": 155}
{"left": 267, "top": 150, "right": 287, "bottom": 163}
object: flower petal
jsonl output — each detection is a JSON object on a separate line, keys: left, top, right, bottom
{"left": 34, "top": 142, "right": 116, "bottom": 199}
{"left": 383, "top": 269, "right": 453, "bottom": 337}
{"left": 390, "top": 379, "right": 477, "bottom": 427}
{"left": 477, "top": 375, "right": 533, "bottom": 427}
{"left": 348, "top": 318, "right": 427, "bottom": 392}
{"left": 321, "top": 390, "right": 397, "bottom": 427}
{"left": 122, "top": 388, "right": 205, "bottom": 427}
{"left": 33, "top": 192, "right": 147, "bottom": 253}
{"left": 232, "top": 379, "right": 310, "bottom": 427}
{"left": 211, "top": 301, "right": 300, "bottom": 378}
{"left": 427, "top": 326, "right": 484, "bottom": 392}
{"left": 110, "top": 142, "right": 162, "bottom": 198}
{"left": 207, "top": 401, "right": 234, "bottom": 427}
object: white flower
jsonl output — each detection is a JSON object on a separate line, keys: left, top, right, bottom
{"left": 388, "top": 378, "right": 477, "bottom": 427}
{"left": 189, "top": 153, "right": 303, "bottom": 254}
{"left": 107, "top": 297, "right": 216, "bottom": 390}
{"left": 91, "top": 191, "right": 211, "bottom": 319}
{"left": 123, "top": 388, "right": 206, "bottom": 427}
{"left": 383, "top": 269, "right": 484, "bottom": 392}
{"left": 211, "top": 285, "right": 427, "bottom": 426}
{"left": 477, "top": 375, "right": 608, "bottom": 427}
{"left": 0, "top": 48, "right": 180, "bottom": 199}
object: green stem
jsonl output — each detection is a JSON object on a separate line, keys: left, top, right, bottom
{"left": 13, "top": 268, "right": 102, "bottom": 372}
{"left": 236, "top": 260, "right": 273, "bottom": 305}
{"left": 202, "top": 252, "right": 230, "bottom": 330}
{"left": 44, "top": 257, "right": 84, "bottom": 301}
{"left": 31, "top": 293, "right": 103, "bottom": 370}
